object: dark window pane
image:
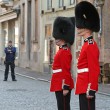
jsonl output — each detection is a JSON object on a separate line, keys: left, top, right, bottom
{"left": 47, "top": 0, "right": 52, "bottom": 10}
{"left": 59, "top": 0, "right": 63, "bottom": 8}
{"left": 70, "top": 0, "right": 75, "bottom": 5}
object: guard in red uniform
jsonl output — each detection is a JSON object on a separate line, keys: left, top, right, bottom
{"left": 50, "top": 17, "right": 75, "bottom": 110}
{"left": 75, "top": 1, "right": 100, "bottom": 110}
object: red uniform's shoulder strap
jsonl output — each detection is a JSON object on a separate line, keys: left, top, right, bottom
{"left": 88, "top": 39, "right": 94, "bottom": 45}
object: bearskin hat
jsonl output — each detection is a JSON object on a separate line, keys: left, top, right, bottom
{"left": 75, "top": 1, "right": 100, "bottom": 32}
{"left": 52, "top": 16, "right": 75, "bottom": 45}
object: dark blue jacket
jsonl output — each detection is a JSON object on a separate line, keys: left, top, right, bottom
{"left": 5, "top": 46, "right": 16, "bottom": 62}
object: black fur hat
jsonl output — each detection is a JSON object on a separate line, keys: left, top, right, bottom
{"left": 52, "top": 16, "right": 75, "bottom": 45}
{"left": 75, "top": 1, "right": 100, "bottom": 32}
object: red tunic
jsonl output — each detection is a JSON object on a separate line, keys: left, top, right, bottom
{"left": 50, "top": 47, "right": 74, "bottom": 92}
{"left": 75, "top": 36, "right": 100, "bottom": 95}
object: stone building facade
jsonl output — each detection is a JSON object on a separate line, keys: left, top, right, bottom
{"left": 40, "top": 0, "right": 76, "bottom": 75}
{"left": 0, "top": 0, "right": 42, "bottom": 73}
{"left": 0, "top": 0, "right": 20, "bottom": 65}
{"left": 0, "top": 0, "right": 110, "bottom": 79}
{"left": 40, "top": 0, "right": 110, "bottom": 78}
{"left": 18, "top": 0, "right": 42, "bottom": 72}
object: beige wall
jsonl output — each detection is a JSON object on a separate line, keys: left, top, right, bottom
{"left": 0, "top": 0, "right": 20, "bottom": 65}
{"left": 40, "top": 0, "right": 110, "bottom": 76}
{"left": 1, "top": 0, "right": 110, "bottom": 76}
{"left": 41, "top": 0, "right": 77, "bottom": 75}
{"left": 18, "top": 0, "right": 43, "bottom": 72}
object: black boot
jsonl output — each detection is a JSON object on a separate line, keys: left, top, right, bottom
{"left": 3, "top": 79, "right": 7, "bottom": 81}
{"left": 12, "top": 79, "right": 17, "bottom": 81}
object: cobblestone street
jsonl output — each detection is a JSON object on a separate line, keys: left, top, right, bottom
{"left": 0, "top": 70, "right": 110, "bottom": 110}
{"left": 0, "top": 0, "right": 110, "bottom": 110}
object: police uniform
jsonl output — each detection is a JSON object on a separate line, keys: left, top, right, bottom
{"left": 4, "top": 46, "right": 17, "bottom": 81}
{"left": 75, "top": 1, "right": 100, "bottom": 110}
{"left": 50, "top": 17, "right": 75, "bottom": 110}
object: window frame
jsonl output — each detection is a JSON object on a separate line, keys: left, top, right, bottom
{"left": 59, "top": 0, "right": 64, "bottom": 8}
{"left": 47, "top": 0, "right": 52, "bottom": 10}
{"left": 70, "top": 0, "right": 75, "bottom": 5}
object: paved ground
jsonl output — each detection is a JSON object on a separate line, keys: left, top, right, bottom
{"left": 0, "top": 65, "right": 110, "bottom": 96}
{"left": 0, "top": 68, "right": 110, "bottom": 110}
{"left": 0, "top": 65, "right": 51, "bottom": 82}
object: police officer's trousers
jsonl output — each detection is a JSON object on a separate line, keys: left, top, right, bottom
{"left": 55, "top": 90, "right": 71, "bottom": 110}
{"left": 4, "top": 61, "right": 16, "bottom": 80}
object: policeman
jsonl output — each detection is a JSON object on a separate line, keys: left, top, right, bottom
{"left": 75, "top": 1, "right": 100, "bottom": 110}
{"left": 4, "top": 40, "right": 17, "bottom": 81}
{"left": 50, "top": 17, "right": 75, "bottom": 110}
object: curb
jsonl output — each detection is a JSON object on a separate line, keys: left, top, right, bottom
{"left": 0, "top": 69, "right": 110, "bottom": 96}
{"left": 0, "top": 69, "right": 50, "bottom": 83}
{"left": 98, "top": 92, "right": 110, "bottom": 97}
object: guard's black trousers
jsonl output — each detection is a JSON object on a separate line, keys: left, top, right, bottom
{"left": 4, "top": 61, "right": 16, "bottom": 80}
{"left": 55, "top": 90, "right": 71, "bottom": 110}
{"left": 79, "top": 93, "right": 95, "bottom": 110}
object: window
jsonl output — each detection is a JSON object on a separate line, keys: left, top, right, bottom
{"left": 70, "top": 0, "right": 75, "bottom": 5}
{"left": 44, "top": 24, "right": 52, "bottom": 62}
{"left": 27, "top": 1, "right": 32, "bottom": 60}
{"left": 21, "top": 3, "right": 25, "bottom": 42}
{"left": 35, "top": 0, "right": 38, "bottom": 41}
{"left": 15, "top": 25, "right": 19, "bottom": 57}
{"left": 59, "top": 0, "right": 64, "bottom": 8}
{"left": 47, "top": 0, "right": 52, "bottom": 10}
{"left": 45, "top": 24, "right": 52, "bottom": 38}
{"left": 49, "top": 40, "right": 55, "bottom": 64}
{"left": 4, "top": 29, "right": 8, "bottom": 47}
{"left": 44, "top": 39, "right": 49, "bottom": 62}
